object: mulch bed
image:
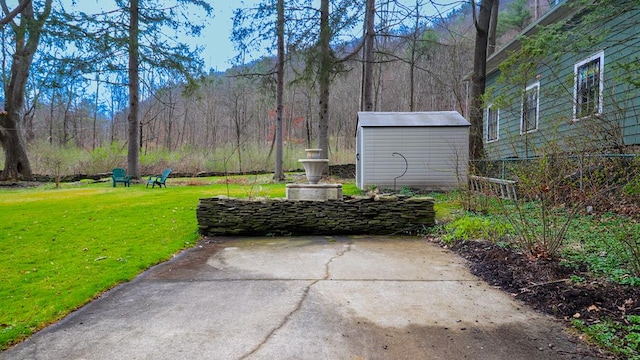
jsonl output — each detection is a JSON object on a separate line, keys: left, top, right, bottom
{"left": 446, "top": 239, "right": 640, "bottom": 326}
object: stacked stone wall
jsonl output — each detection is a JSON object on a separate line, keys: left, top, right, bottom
{"left": 197, "top": 196, "right": 434, "bottom": 236}
{"left": 328, "top": 164, "right": 355, "bottom": 179}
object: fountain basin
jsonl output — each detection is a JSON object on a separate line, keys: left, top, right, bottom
{"left": 305, "top": 148, "right": 323, "bottom": 159}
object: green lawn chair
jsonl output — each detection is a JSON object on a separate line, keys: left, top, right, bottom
{"left": 112, "top": 167, "right": 131, "bottom": 187}
{"left": 146, "top": 168, "right": 172, "bottom": 188}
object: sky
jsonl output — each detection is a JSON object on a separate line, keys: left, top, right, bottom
{"left": 75, "top": 0, "right": 460, "bottom": 74}
{"left": 195, "top": 0, "right": 463, "bottom": 72}
{"left": 76, "top": 1, "right": 256, "bottom": 72}
{"left": 194, "top": 2, "right": 247, "bottom": 72}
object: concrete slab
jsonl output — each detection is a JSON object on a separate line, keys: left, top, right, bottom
{"left": 1, "top": 236, "right": 598, "bottom": 360}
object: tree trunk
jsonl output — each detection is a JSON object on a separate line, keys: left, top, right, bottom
{"left": 180, "top": 107, "right": 188, "bottom": 146}
{"left": 362, "top": 0, "right": 375, "bottom": 112}
{"left": 274, "top": 0, "right": 285, "bottom": 181}
{"left": 62, "top": 91, "right": 72, "bottom": 145}
{"left": 0, "top": 0, "right": 51, "bottom": 180}
{"left": 469, "top": 0, "right": 497, "bottom": 160}
{"left": 127, "top": 0, "right": 140, "bottom": 178}
{"left": 49, "top": 96, "right": 55, "bottom": 144}
{"left": 409, "top": 2, "right": 419, "bottom": 112}
{"left": 233, "top": 96, "right": 243, "bottom": 172}
{"left": 488, "top": 0, "right": 499, "bottom": 57}
{"left": 0, "top": 117, "right": 31, "bottom": 180}
{"left": 305, "top": 91, "right": 312, "bottom": 149}
{"left": 110, "top": 97, "right": 115, "bottom": 143}
{"left": 24, "top": 104, "right": 35, "bottom": 142}
{"left": 93, "top": 75, "right": 99, "bottom": 150}
{"left": 318, "top": 0, "right": 330, "bottom": 159}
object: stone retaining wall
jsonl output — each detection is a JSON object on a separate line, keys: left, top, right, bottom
{"left": 197, "top": 196, "right": 435, "bottom": 236}
{"left": 328, "top": 164, "right": 355, "bottom": 179}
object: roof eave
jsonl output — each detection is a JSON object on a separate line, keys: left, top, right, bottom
{"left": 486, "top": 0, "right": 582, "bottom": 76}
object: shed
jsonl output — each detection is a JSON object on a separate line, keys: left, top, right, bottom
{"left": 356, "top": 111, "right": 470, "bottom": 191}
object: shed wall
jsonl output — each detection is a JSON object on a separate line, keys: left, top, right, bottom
{"left": 359, "top": 126, "right": 468, "bottom": 190}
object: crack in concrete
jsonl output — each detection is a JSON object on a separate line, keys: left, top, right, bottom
{"left": 238, "top": 242, "right": 353, "bottom": 360}
{"left": 324, "top": 244, "right": 352, "bottom": 280}
{"left": 237, "top": 279, "right": 317, "bottom": 360}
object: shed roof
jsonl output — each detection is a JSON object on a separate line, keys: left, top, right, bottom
{"left": 357, "top": 111, "right": 470, "bottom": 127}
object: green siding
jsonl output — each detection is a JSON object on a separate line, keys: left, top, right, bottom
{"left": 484, "top": 3, "right": 640, "bottom": 159}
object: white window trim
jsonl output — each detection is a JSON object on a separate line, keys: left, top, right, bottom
{"left": 520, "top": 82, "right": 540, "bottom": 134}
{"left": 573, "top": 50, "right": 604, "bottom": 121}
{"left": 486, "top": 104, "right": 499, "bottom": 143}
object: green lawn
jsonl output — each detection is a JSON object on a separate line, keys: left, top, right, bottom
{"left": 0, "top": 177, "right": 360, "bottom": 350}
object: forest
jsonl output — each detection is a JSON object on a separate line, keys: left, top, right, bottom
{"left": 0, "top": 0, "right": 549, "bottom": 179}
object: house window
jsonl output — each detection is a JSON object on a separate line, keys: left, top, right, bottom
{"left": 574, "top": 51, "right": 604, "bottom": 119}
{"left": 521, "top": 82, "right": 539, "bottom": 134}
{"left": 486, "top": 105, "right": 499, "bottom": 142}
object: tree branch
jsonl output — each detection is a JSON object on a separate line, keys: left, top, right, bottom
{"left": 0, "top": 0, "right": 31, "bottom": 26}
{"left": 471, "top": 0, "right": 478, "bottom": 30}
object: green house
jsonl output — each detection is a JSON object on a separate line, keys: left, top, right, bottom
{"left": 483, "top": 0, "right": 640, "bottom": 159}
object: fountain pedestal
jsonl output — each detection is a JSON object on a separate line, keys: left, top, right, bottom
{"left": 286, "top": 183, "right": 343, "bottom": 200}
{"left": 285, "top": 149, "right": 343, "bottom": 201}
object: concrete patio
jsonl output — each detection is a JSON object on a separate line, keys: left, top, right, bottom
{"left": 1, "top": 236, "right": 598, "bottom": 359}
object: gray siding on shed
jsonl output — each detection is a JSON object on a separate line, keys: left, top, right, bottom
{"left": 357, "top": 111, "right": 470, "bottom": 191}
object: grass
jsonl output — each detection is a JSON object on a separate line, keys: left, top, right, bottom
{"left": 573, "top": 316, "right": 640, "bottom": 360}
{"left": 0, "top": 175, "right": 360, "bottom": 350}
{"left": 428, "top": 191, "right": 466, "bottom": 223}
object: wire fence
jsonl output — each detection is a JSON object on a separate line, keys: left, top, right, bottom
{"left": 470, "top": 153, "right": 640, "bottom": 193}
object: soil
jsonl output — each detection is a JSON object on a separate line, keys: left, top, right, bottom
{"left": 445, "top": 240, "right": 640, "bottom": 322}
{"left": 426, "top": 188, "right": 640, "bottom": 346}
{"left": 434, "top": 238, "right": 640, "bottom": 358}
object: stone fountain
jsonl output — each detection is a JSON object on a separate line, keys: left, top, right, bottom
{"left": 286, "top": 149, "right": 343, "bottom": 201}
